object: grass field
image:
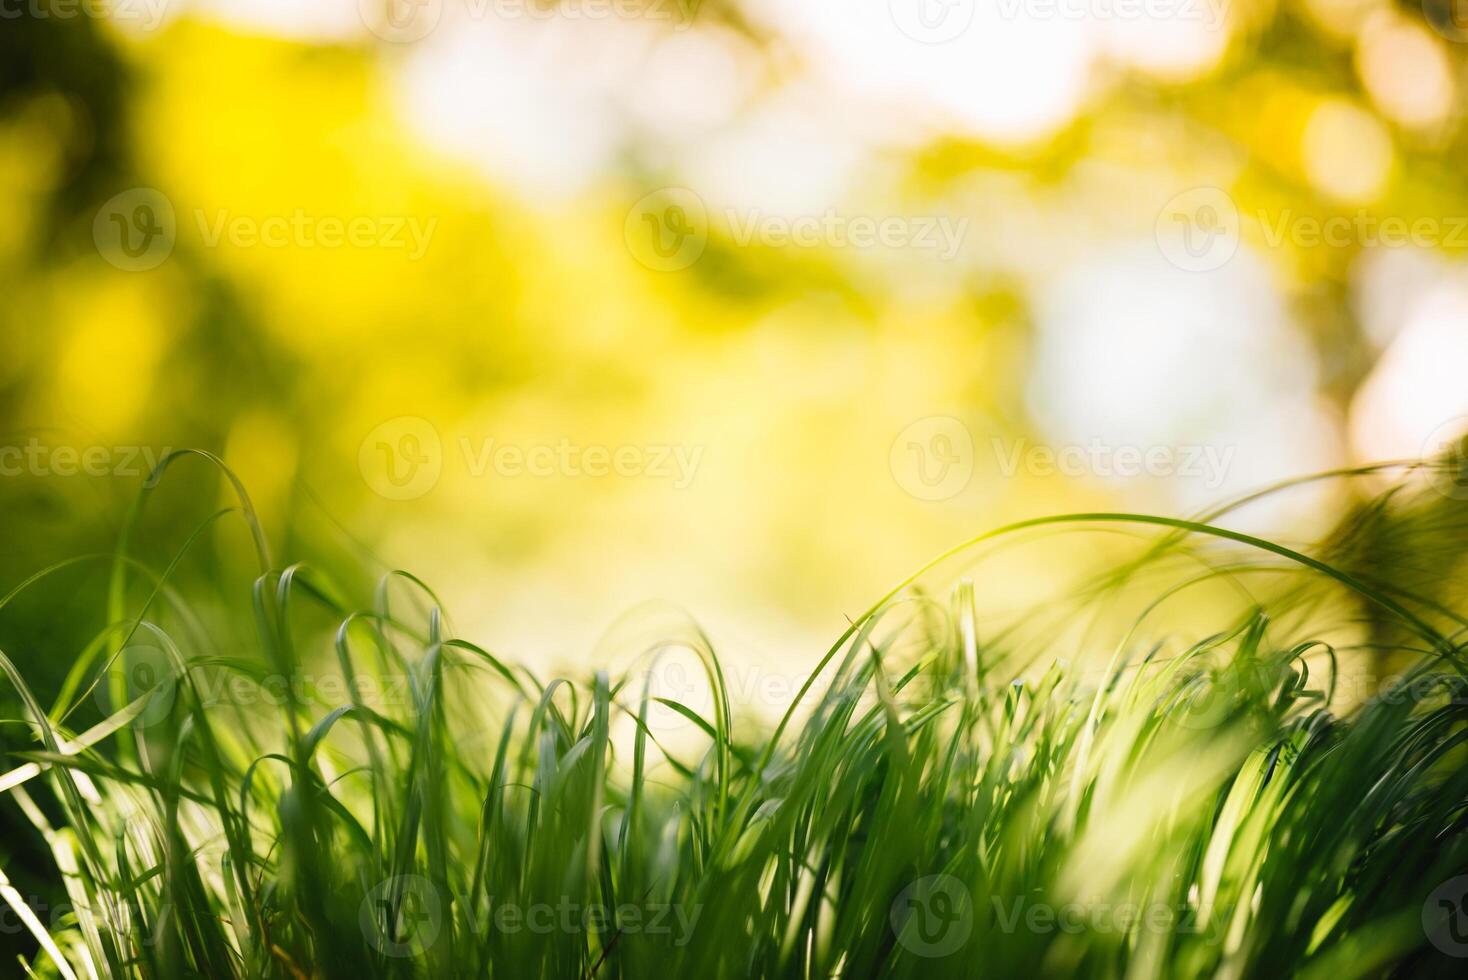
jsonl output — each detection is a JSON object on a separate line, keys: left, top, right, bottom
{"left": 2, "top": 452, "right": 1467, "bottom": 978}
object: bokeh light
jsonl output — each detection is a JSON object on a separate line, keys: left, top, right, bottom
{"left": 1, "top": 0, "right": 1465, "bottom": 669}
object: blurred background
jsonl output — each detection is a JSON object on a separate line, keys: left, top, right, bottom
{"left": 2, "top": 0, "right": 1468, "bottom": 682}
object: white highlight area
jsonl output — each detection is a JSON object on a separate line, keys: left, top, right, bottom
{"left": 1351, "top": 277, "right": 1468, "bottom": 463}
{"left": 1027, "top": 243, "right": 1342, "bottom": 529}
{"left": 751, "top": 0, "right": 1097, "bottom": 147}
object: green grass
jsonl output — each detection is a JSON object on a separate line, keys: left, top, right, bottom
{"left": 2, "top": 452, "right": 1468, "bottom": 978}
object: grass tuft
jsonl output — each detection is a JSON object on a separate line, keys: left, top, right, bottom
{"left": 1, "top": 456, "right": 1467, "bottom": 978}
